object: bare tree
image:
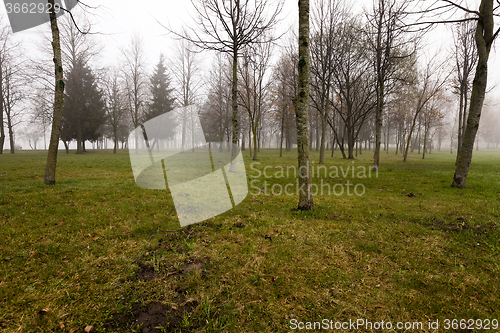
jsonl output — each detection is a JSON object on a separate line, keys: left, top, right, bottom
{"left": 104, "top": 68, "right": 127, "bottom": 153}
{"left": 238, "top": 40, "right": 273, "bottom": 160}
{"left": 270, "top": 44, "right": 297, "bottom": 157}
{"left": 365, "top": 0, "right": 417, "bottom": 170}
{"left": 403, "top": 54, "right": 449, "bottom": 162}
{"left": 0, "top": 21, "right": 26, "bottom": 154}
{"left": 310, "top": 0, "right": 347, "bottom": 164}
{"left": 421, "top": 89, "right": 451, "bottom": 159}
{"left": 451, "top": 18, "right": 478, "bottom": 163}
{"left": 176, "top": 0, "right": 283, "bottom": 170}
{"left": 44, "top": 1, "right": 94, "bottom": 184}
{"left": 201, "top": 53, "right": 233, "bottom": 149}
{"left": 44, "top": 0, "right": 65, "bottom": 184}
{"left": 294, "top": 0, "right": 314, "bottom": 210}
{"left": 329, "top": 17, "right": 377, "bottom": 159}
{"left": 410, "top": 0, "right": 500, "bottom": 187}
{"left": 0, "top": 23, "right": 9, "bottom": 154}
{"left": 2, "top": 55, "right": 26, "bottom": 154}
{"left": 121, "top": 34, "right": 148, "bottom": 153}
{"left": 171, "top": 39, "right": 202, "bottom": 152}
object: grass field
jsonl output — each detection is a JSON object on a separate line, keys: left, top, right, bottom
{"left": 1, "top": 148, "right": 500, "bottom": 332}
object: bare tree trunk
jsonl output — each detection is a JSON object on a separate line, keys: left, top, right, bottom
{"left": 279, "top": 108, "right": 285, "bottom": 157}
{"left": 6, "top": 110, "right": 14, "bottom": 153}
{"left": 319, "top": 91, "right": 328, "bottom": 164}
{"left": 44, "top": 0, "right": 65, "bottom": 185}
{"left": 229, "top": 49, "right": 239, "bottom": 172}
{"left": 252, "top": 127, "right": 258, "bottom": 160}
{"left": 294, "top": 0, "right": 314, "bottom": 210}
{"left": 181, "top": 108, "right": 187, "bottom": 152}
{"left": 0, "top": 67, "right": 4, "bottom": 154}
{"left": 452, "top": 0, "right": 494, "bottom": 188}
{"left": 422, "top": 126, "right": 428, "bottom": 159}
{"left": 248, "top": 126, "right": 252, "bottom": 156}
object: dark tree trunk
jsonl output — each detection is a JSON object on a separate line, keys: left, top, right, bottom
{"left": 452, "top": 0, "right": 494, "bottom": 188}
{"left": 0, "top": 67, "right": 4, "bottom": 154}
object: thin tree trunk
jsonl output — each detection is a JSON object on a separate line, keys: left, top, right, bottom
{"left": 0, "top": 66, "right": 4, "bottom": 154}
{"left": 279, "top": 107, "right": 285, "bottom": 157}
{"left": 319, "top": 94, "right": 328, "bottom": 164}
{"left": 373, "top": 70, "right": 384, "bottom": 170}
{"left": 229, "top": 49, "right": 239, "bottom": 172}
{"left": 294, "top": 0, "right": 314, "bottom": 210}
{"left": 422, "top": 126, "right": 428, "bottom": 159}
{"left": 7, "top": 112, "right": 14, "bottom": 153}
{"left": 252, "top": 126, "right": 258, "bottom": 160}
{"left": 44, "top": 0, "right": 65, "bottom": 185}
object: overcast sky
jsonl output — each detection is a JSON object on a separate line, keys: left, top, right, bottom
{"left": 1, "top": 0, "right": 499, "bottom": 149}
{"left": 3, "top": 0, "right": 498, "bottom": 86}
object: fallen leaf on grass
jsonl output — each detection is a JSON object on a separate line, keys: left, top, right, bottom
{"left": 84, "top": 325, "right": 93, "bottom": 332}
{"left": 38, "top": 308, "right": 50, "bottom": 315}
{"left": 59, "top": 322, "right": 65, "bottom": 329}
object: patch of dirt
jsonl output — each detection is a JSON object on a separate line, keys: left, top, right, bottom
{"left": 135, "top": 257, "right": 209, "bottom": 282}
{"left": 233, "top": 222, "right": 245, "bottom": 228}
{"left": 424, "top": 218, "right": 497, "bottom": 235}
{"left": 177, "top": 258, "right": 208, "bottom": 277}
{"left": 136, "top": 262, "right": 156, "bottom": 281}
{"left": 101, "top": 298, "right": 199, "bottom": 333}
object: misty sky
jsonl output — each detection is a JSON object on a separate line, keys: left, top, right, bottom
{"left": 4, "top": 0, "right": 499, "bottom": 89}
{"left": 1, "top": 0, "right": 499, "bottom": 150}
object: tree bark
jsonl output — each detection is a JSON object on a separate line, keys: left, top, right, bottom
{"left": 452, "top": 0, "right": 493, "bottom": 188}
{"left": 0, "top": 66, "right": 4, "bottom": 154}
{"left": 6, "top": 107, "right": 14, "bottom": 153}
{"left": 44, "top": 0, "right": 65, "bottom": 185}
{"left": 229, "top": 48, "right": 239, "bottom": 172}
{"left": 294, "top": 0, "right": 314, "bottom": 210}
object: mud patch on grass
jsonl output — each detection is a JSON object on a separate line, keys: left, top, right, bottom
{"left": 136, "top": 262, "right": 156, "bottom": 281}
{"left": 422, "top": 217, "right": 498, "bottom": 235}
{"left": 101, "top": 298, "right": 199, "bottom": 333}
{"left": 135, "top": 257, "right": 209, "bottom": 281}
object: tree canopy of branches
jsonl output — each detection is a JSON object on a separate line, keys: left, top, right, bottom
{"left": 365, "top": 0, "right": 417, "bottom": 170}
{"left": 179, "top": 0, "right": 283, "bottom": 170}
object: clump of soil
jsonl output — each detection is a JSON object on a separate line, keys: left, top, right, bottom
{"left": 135, "top": 262, "right": 156, "bottom": 281}
{"left": 101, "top": 256, "right": 209, "bottom": 332}
{"left": 102, "top": 297, "right": 199, "bottom": 333}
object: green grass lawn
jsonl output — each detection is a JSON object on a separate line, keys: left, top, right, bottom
{"left": 1, "top": 148, "right": 499, "bottom": 332}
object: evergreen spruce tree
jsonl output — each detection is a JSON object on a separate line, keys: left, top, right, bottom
{"left": 61, "top": 60, "right": 106, "bottom": 153}
{"left": 145, "top": 54, "right": 177, "bottom": 140}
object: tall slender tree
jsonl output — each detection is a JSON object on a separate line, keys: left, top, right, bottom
{"left": 44, "top": 0, "right": 65, "bottom": 185}
{"left": 294, "top": 0, "right": 314, "bottom": 210}
{"left": 366, "top": 0, "right": 416, "bottom": 170}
